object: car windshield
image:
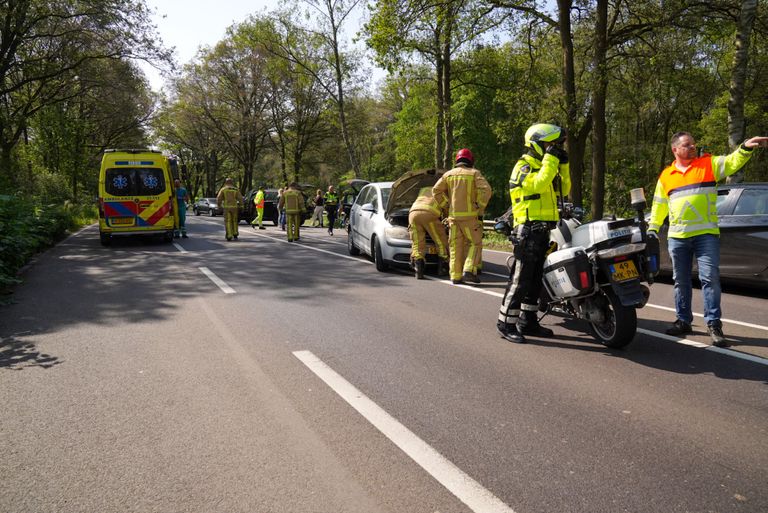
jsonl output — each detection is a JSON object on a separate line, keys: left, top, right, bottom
{"left": 381, "top": 187, "right": 391, "bottom": 208}
{"left": 206, "top": 198, "right": 217, "bottom": 204}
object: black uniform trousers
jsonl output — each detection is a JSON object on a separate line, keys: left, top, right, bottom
{"left": 498, "top": 224, "right": 551, "bottom": 326}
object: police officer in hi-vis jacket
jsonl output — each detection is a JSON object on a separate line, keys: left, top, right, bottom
{"left": 497, "top": 124, "right": 570, "bottom": 344}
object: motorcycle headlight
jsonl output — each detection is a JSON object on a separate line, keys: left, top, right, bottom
{"left": 385, "top": 225, "right": 410, "bottom": 241}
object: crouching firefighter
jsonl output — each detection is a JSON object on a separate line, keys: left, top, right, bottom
{"left": 409, "top": 187, "right": 448, "bottom": 279}
{"left": 497, "top": 123, "right": 571, "bottom": 344}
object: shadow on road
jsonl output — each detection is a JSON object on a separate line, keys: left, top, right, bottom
{"left": 0, "top": 335, "right": 61, "bottom": 370}
{"left": 521, "top": 317, "right": 768, "bottom": 384}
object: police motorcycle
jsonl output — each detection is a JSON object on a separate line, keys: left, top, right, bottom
{"left": 495, "top": 188, "right": 660, "bottom": 348}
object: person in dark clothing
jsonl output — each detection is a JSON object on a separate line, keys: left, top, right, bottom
{"left": 324, "top": 185, "right": 339, "bottom": 235}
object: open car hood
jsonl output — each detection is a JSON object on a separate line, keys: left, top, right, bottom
{"left": 387, "top": 168, "right": 446, "bottom": 218}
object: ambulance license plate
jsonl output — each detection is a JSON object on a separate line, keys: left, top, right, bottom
{"left": 110, "top": 217, "right": 134, "bottom": 226}
{"left": 610, "top": 260, "right": 639, "bottom": 282}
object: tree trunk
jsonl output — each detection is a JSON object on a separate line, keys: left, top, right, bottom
{"left": 726, "top": 0, "right": 757, "bottom": 184}
{"left": 329, "top": 14, "right": 360, "bottom": 177}
{"left": 590, "top": 0, "right": 608, "bottom": 221}
{"left": 434, "top": 26, "right": 445, "bottom": 171}
{"left": 442, "top": 17, "right": 454, "bottom": 169}
{"left": 557, "top": 0, "right": 586, "bottom": 207}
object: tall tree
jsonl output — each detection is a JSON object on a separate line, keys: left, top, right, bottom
{"left": 727, "top": 0, "right": 758, "bottom": 183}
{"left": 367, "top": 0, "right": 505, "bottom": 169}
{"left": 0, "top": 0, "right": 168, "bottom": 190}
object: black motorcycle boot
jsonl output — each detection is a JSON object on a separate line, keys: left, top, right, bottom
{"left": 497, "top": 322, "right": 526, "bottom": 344}
{"left": 517, "top": 310, "right": 554, "bottom": 337}
{"left": 414, "top": 259, "right": 425, "bottom": 280}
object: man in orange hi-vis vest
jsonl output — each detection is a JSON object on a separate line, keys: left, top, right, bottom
{"left": 648, "top": 132, "right": 768, "bottom": 347}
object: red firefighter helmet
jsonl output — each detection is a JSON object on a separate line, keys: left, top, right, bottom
{"left": 455, "top": 148, "right": 474, "bottom": 166}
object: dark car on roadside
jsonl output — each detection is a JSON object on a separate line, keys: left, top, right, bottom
{"left": 193, "top": 197, "right": 223, "bottom": 217}
{"left": 240, "top": 187, "right": 313, "bottom": 225}
{"left": 655, "top": 182, "right": 768, "bottom": 287}
{"left": 338, "top": 179, "right": 369, "bottom": 226}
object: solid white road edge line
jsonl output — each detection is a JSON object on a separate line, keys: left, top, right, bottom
{"left": 424, "top": 276, "right": 768, "bottom": 366}
{"left": 292, "top": 350, "right": 517, "bottom": 513}
{"left": 643, "top": 303, "right": 768, "bottom": 332}
{"left": 236, "top": 221, "right": 768, "bottom": 362}
{"left": 199, "top": 266, "right": 236, "bottom": 294}
{"left": 245, "top": 230, "right": 374, "bottom": 265}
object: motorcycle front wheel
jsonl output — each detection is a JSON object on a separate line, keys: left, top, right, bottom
{"left": 588, "top": 288, "right": 637, "bottom": 348}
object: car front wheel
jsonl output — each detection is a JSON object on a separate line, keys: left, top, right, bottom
{"left": 194, "top": 208, "right": 200, "bottom": 216}
{"left": 373, "top": 237, "right": 389, "bottom": 272}
{"left": 348, "top": 230, "right": 360, "bottom": 255}
{"left": 208, "top": 209, "right": 215, "bottom": 217}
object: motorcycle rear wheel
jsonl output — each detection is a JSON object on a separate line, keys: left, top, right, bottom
{"left": 588, "top": 288, "right": 637, "bottom": 348}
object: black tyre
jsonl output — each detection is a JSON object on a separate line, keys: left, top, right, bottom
{"left": 373, "top": 237, "right": 389, "bottom": 272}
{"left": 272, "top": 211, "right": 279, "bottom": 226}
{"left": 587, "top": 288, "right": 637, "bottom": 348}
{"left": 348, "top": 230, "right": 360, "bottom": 255}
{"left": 99, "top": 232, "right": 111, "bottom": 246}
{"left": 208, "top": 209, "right": 215, "bottom": 217}
{"left": 194, "top": 208, "right": 200, "bottom": 216}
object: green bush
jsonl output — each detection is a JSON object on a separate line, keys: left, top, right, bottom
{"left": 0, "top": 195, "right": 96, "bottom": 294}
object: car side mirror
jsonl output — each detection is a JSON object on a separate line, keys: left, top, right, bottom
{"left": 361, "top": 203, "right": 376, "bottom": 213}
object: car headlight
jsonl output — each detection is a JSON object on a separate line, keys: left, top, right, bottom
{"left": 385, "top": 225, "right": 410, "bottom": 241}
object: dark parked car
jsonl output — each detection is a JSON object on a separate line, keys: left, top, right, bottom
{"left": 240, "top": 187, "right": 313, "bottom": 225}
{"left": 338, "top": 179, "right": 369, "bottom": 227}
{"left": 655, "top": 182, "right": 768, "bottom": 287}
{"left": 193, "top": 197, "right": 223, "bottom": 216}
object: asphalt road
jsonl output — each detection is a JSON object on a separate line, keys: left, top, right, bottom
{"left": 1, "top": 216, "right": 767, "bottom": 513}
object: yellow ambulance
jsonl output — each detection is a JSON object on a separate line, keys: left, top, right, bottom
{"left": 98, "top": 149, "right": 178, "bottom": 245}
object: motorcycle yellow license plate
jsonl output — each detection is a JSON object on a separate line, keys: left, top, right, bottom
{"left": 610, "top": 260, "right": 639, "bottom": 282}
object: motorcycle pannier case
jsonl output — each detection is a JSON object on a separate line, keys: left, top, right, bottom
{"left": 543, "top": 247, "right": 593, "bottom": 298}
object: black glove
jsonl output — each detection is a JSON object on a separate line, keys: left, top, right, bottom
{"left": 546, "top": 145, "right": 568, "bottom": 164}
{"left": 647, "top": 230, "right": 658, "bottom": 240}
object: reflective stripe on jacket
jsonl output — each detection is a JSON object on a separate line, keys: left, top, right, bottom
{"left": 432, "top": 165, "right": 492, "bottom": 219}
{"left": 282, "top": 189, "right": 304, "bottom": 214}
{"left": 217, "top": 186, "right": 242, "bottom": 209}
{"left": 509, "top": 153, "right": 571, "bottom": 225}
{"left": 648, "top": 148, "right": 753, "bottom": 238}
{"left": 410, "top": 187, "right": 442, "bottom": 216}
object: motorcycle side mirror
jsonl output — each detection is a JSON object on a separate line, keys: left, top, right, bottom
{"left": 630, "top": 188, "right": 647, "bottom": 211}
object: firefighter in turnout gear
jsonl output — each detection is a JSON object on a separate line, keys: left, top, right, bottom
{"left": 217, "top": 177, "right": 243, "bottom": 241}
{"left": 432, "top": 149, "right": 492, "bottom": 285}
{"left": 250, "top": 185, "right": 266, "bottom": 230}
{"left": 408, "top": 187, "right": 448, "bottom": 279}
{"left": 279, "top": 182, "right": 305, "bottom": 242}
{"left": 497, "top": 123, "right": 571, "bottom": 344}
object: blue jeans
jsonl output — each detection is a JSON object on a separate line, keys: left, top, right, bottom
{"left": 668, "top": 234, "right": 721, "bottom": 327}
